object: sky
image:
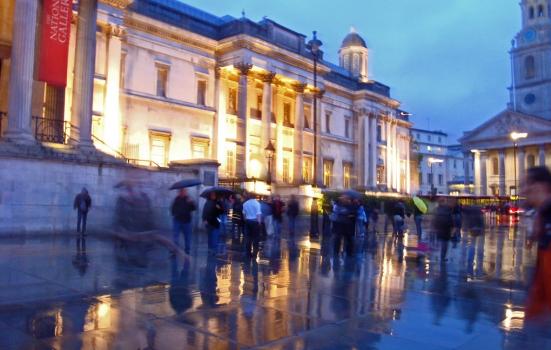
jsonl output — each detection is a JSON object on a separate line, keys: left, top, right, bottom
{"left": 183, "top": 0, "right": 520, "bottom": 142}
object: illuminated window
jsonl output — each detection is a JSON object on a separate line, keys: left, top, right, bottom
{"left": 227, "top": 87, "right": 237, "bottom": 115}
{"left": 283, "top": 157, "right": 291, "bottom": 183}
{"left": 304, "top": 105, "right": 311, "bottom": 129}
{"left": 377, "top": 165, "right": 385, "bottom": 184}
{"left": 303, "top": 157, "right": 312, "bottom": 184}
{"left": 252, "top": 94, "right": 262, "bottom": 119}
{"left": 196, "top": 80, "right": 207, "bottom": 106}
{"left": 283, "top": 102, "right": 292, "bottom": 126}
{"left": 525, "top": 56, "right": 536, "bottom": 79}
{"left": 92, "top": 80, "right": 105, "bottom": 115}
{"left": 427, "top": 146, "right": 432, "bottom": 152}
{"left": 156, "top": 65, "right": 169, "bottom": 98}
{"left": 343, "top": 163, "right": 352, "bottom": 188}
{"left": 323, "top": 159, "right": 333, "bottom": 187}
{"left": 225, "top": 143, "right": 236, "bottom": 177}
{"left": 492, "top": 157, "right": 499, "bottom": 176}
{"left": 120, "top": 53, "right": 126, "bottom": 89}
{"left": 191, "top": 136, "right": 209, "bottom": 159}
{"left": 149, "top": 130, "right": 171, "bottom": 167}
{"left": 528, "top": 154, "right": 536, "bottom": 168}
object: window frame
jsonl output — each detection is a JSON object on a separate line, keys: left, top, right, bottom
{"left": 323, "top": 159, "right": 334, "bottom": 187}
{"left": 155, "top": 64, "right": 169, "bottom": 98}
{"left": 149, "top": 130, "right": 172, "bottom": 167}
{"left": 196, "top": 78, "right": 207, "bottom": 106}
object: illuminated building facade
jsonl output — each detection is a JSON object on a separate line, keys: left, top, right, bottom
{"left": 0, "top": 0, "right": 412, "bottom": 194}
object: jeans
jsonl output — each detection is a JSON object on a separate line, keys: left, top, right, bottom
{"left": 288, "top": 216, "right": 297, "bottom": 236}
{"left": 244, "top": 220, "right": 260, "bottom": 257}
{"left": 206, "top": 224, "right": 220, "bottom": 253}
{"left": 173, "top": 219, "right": 192, "bottom": 253}
{"left": 265, "top": 215, "right": 274, "bottom": 236}
{"left": 333, "top": 222, "right": 355, "bottom": 256}
{"left": 414, "top": 215, "right": 423, "bottom": 237}
{"left": 273, "top": 218, "right": 282, "bottom": 236}
{"left": 77, "top": 210, "right": 88, "bottom": 233}
{"left": 440, "top": 239, "right": 449, "bottom": 261}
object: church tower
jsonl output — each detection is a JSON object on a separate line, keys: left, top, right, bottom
{"left": 339, "top": 28, "right": 369, "bottom": 82}
{"left": 511, "top": 0, "right": 551, "bottom": 119}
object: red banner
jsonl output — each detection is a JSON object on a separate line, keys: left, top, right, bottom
{"left": 38, "top": 0, "right": 72, "bottom": 87}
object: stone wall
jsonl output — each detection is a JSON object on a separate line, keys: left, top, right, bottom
{"left": 0, "top": 156, "right": 219, "bottom": 234}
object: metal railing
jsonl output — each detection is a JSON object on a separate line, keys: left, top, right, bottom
{"left": 32, "top": 116, "right": 70, "bottom": 144}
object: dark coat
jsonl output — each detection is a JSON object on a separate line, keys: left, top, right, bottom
{"left": 433, "top": 205, "right": 454, "bottom": 241}
{"left": 171, "top": 196, "right": 196, "bottom": 223}
{"left": 74, "top": 193, "right": 92, "bottom": 212}
{"left": 287, "top": 199, "right": 299, "bottom": 218}
{"left": 202, "top": 199, "right": 223, "bottom": 228}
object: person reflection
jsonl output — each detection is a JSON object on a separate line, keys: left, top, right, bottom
{"left": 429, "top": 265, "right": 451, "bottom": 325}
{"left": 169, "top": 256, "right": 193, "bottom": 316}
{"left": 199, "top": 255, "right": 219, "bottom": 308}
{"left": 72, "top": 236, "right": 89, "bottom": 276}
{"left": 241, "top": 258, "right": 259, "bottom": 319}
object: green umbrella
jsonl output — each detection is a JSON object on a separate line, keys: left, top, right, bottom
{"left": 413, "top": 196, "right": 428, "bottom": 214}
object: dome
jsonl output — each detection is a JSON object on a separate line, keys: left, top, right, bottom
{"left": 341, "top": 30, "right": 367, "bottom": 48}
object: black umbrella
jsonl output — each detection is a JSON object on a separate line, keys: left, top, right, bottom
{"left": 200, "top": 186, "right": 235, "bottom": 199}
{"left": 343, "top": 190, "right": 362, "bottom": 200}
{"left": 169, "top": 179, "right": 202, "bottom": 190}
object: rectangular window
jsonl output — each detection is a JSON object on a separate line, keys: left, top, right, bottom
{"left": 323, "top": 159, "right": 333, "bottom": 187}
{"left": 343, "top": 163, "right": 352, "bottom": 188}
{"left": 283, "top": 157, "right": 291, "bottom": 183}
{"left": 428, "top": 135, "right": 432, "bottom": 142}
{"left": 156, "top": 66, "right": 168, "bottom": 98}
{"left": 438, "top": 174, "right": 444, "bottom": 186}
{"left": 419, "top": 172, "right": 423, "bottom": 185}
{"left": 325, "top": 112, "right": 331, "bottom": 133}
{"left": 196, "top": 80, "right": 207, "bottom": 106}
{"left": 283, "top": 102, "right": 292, "bottom": 126}
{"left": 225, "top": 143, "right": 236, "bottom": 177}
{"left": 191, "top": 136, "right": 209, "bottom": 159}
{"left": 345, "top": 118, "right": 350, "bottom": 138}
{"left": 428, "top": 173, "right": 434, "bottom": 185}
{"left": 304, "top": 105, "right": 311, "bottom": 129}
{"left": 227, "top": 87, "right": 237, "bottom": 115}
{"left": 377, "top": 166, "right": 385, "bottom": 185}
{"left": 453, "top": 159, "right": 457, "bottom": 169}
{"left": 252, "top": 94, "right": 262, "bottom": 119}
{"left": 303, "top": 157, "right": 312, "bottom": 184}
{"left": 149, "top": 131, "right": 171, "bottom": 167}
{"left": 377, "top": 124, "right": 382, "bottom": 141}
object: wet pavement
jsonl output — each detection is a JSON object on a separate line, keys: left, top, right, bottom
{"left": 0, "top": 217, "right": 550, "bottom": 349}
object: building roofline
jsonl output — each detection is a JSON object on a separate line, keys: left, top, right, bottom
{"left": 410, "top": 127, "right": 448, "bottom": 136}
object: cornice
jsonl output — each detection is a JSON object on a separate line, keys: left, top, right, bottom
{"left": 100, "top": 0, "right": 134, "bottom": 9}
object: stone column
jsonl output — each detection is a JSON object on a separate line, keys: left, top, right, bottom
{"left": 212, "top": 67, "right": 221, "bottom": 159}
{"left": 315, "top": 91, "right": 324, "bottom": 186}
{"left": 385, "top": 120, "right": 392, "bottom": 189}
{"left": 103, "top": 25, "right": 123, "bottom": 152}
{"left": 370, "top": 115, "right": 378, "bottom": 188}
{"left": 394, "top": 125, "right": 400, "bottom": 192}
{"left": 463, "top": 152, "right": 471, "bottom": 194}
{"left": 293, "top": 82, "right": 306, "bottom": 185}
{"left": 498, "top": 149, "right": 506, "bottom": 196}
{"left": 539, "top": 144, "right": 546, "bottom": 166}
{"left": 406, "top": 136, "right": 411, "bottom": 194}
{"left": 70, "top": 0, "right": 98, "bottom": 149}
{"left": 5, "top": 0, "right": 39, "bottom": 144}
{"left": 473, "top": 152, "right": 481, "bottom": 196}
{"left": 261, "top": 72, "right": 275, "bottom": 171}
{"left": 517, "top": 147, "right": 526, "bottom": 185}
{"left": 355, "top": 114, "right": 365, "bottom": 187}
{"left": 234, "top": 62, "right": 252, "bottom": 179}
{"left": 480, "top": 153, "right": 488, "bottom": 196}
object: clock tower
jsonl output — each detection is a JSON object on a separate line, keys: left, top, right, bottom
{"left": 511, "top": 0, "right": 551, "bottom": 119}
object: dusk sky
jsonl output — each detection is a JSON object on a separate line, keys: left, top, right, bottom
{"left": 183, "top": 0, "right": 520, "bottom": 142}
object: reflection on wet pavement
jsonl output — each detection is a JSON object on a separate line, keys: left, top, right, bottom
{"left": 0, "top": 219, "right": 548, "bottom": 349}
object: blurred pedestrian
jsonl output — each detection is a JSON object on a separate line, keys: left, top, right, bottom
{"left": 73, "top": 188, "right": 92, "bottom": 234}
{"left": 272, "top": 195, "right": 285, "bottom": 236}
{"left": 231, "top": 194, "right": 244, "bottom": 238}
{"left": 356, "top": 200, "right": 367, "bottom": 237}
{"left": 371, "top": 207, "right": 379, "bottom": 234}
{"left": 433, "top": 198, "right": 454, "bottom": 262}
{"left": 243, "top": 193, "right": 262, "bottom": 258}
{"left": 522, "top": 166, "right": 551, "bottom": 320}
{"left": 414, "top": 202, "right": 424, "bottom": 238}
{"left": 171, "top": 188, "right": 196, "bottom": 254}
{"left": 393, "top": 200, "right": 406, "bottom": 237}
{"left": 287, "top": 195, "right": 299, "bottom": 236}
{"left": 202, "top": 192, "right": 224, "bottom": 255}
{"left": 452, "top": 201, "right": 463, "bottom": 241}
{"left": 263, "top": 196, "right": 274, "bottom": 236}
{"left": 333, "top": 195, "right": 357, "bottom": 257}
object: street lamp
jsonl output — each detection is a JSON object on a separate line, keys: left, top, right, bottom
{"left": 428, "top": 157, "right": 444, "bottom": 196}
{"left": 307, "top": 30, "right": 322, "bottom": 237}
{"left": 510, "top": 131, "right": 527, "bottom": 202}
{"left": 264, "top": 140, "right": 275, "bottom": 186}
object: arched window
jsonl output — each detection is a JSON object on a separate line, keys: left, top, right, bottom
{"left": 343, "top": 54, "right": 350, "bottom": 70}
{"left": 528, "top": 154, "right": 536, "bottom": 168}
{"left": 538, "top": 5, "right": 545, "bottom": 17}
{"left": 530, "top": 6, "right": 535, "bottom": 19}
{"left": 352, "top": 54, "right": 360, "bottom": 75}
{"left": 492, "top": 157, "right": 499, "bottom": 176}
{"left": 525, "top": 55, "right": 536, "bottom": 79}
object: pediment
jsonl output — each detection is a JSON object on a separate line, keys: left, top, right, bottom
{"left": 460, "top": 109, "right": 551, "bottom": 145}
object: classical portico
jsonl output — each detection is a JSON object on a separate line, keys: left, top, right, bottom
{"left": 461, "top": 109, "right": 551, "bottom": 196}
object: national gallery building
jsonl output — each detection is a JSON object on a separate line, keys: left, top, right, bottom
{"left": 0, "top": 0, "right": 412, "bottom": 194}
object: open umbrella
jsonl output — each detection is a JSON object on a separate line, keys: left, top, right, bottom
{"left": 169, "top": 179, "right": 202, "bottom": 190}
{"left": 343, "top": 190, "right": 362, "bottom": 200}
{"left": 413, "top": 196, "right": 428, "bottom": 214}
{"left": 200, "top": 187, "right": 235, "bottom": 199}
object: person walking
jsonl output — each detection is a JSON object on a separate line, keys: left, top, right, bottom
{"left": 287, "top": 195, "right": 299, "bottom": 237}
{"left": 522, "top": 167, "right": 551, "bottom": 320}
{"left": 433, "top": 198, "right": 454, "bottom": 263}
{"left": 413, "top": 203, "right": 424, "bottom": 239}
{"left": 171, "top": 188, "right": 196, "bottom": 254}
{"left": 202, "top": 192, "right": 224, "bottom": 255}
{"left": 393, "top": 200, "right": 407, "bottom": 237}
{"left": 74, "top": 188, "right": 92, "bottom": 234}
{"left": 231, "top": 194, "right": 244, "bottom": 238}
{"left": 356, "top": 200, "right": 367, "bottom": 237}
{"left": 272, "top": 195, "right": 285, "bottom": 236}
{"left": 332, "top": 195, "right": 357, "bottom": 257}
{"left": 243, "top": 193, "right": 262, "bottom": 258}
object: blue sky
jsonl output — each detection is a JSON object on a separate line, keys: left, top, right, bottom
{"left": 183, "top": 0, "right": 519, "bottom": 142}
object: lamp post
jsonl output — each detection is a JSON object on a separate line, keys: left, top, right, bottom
{"left": 264, "top": 140, "right": 275, "bottom": 187}
{"left": 307, "top": 31, "right": 322, "bottom": 237}
{"left": 428, "top": 157, "right": 444, "bottom": 196}
{"left": 510, "top": 131, "right": 527, "bottom": 206}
